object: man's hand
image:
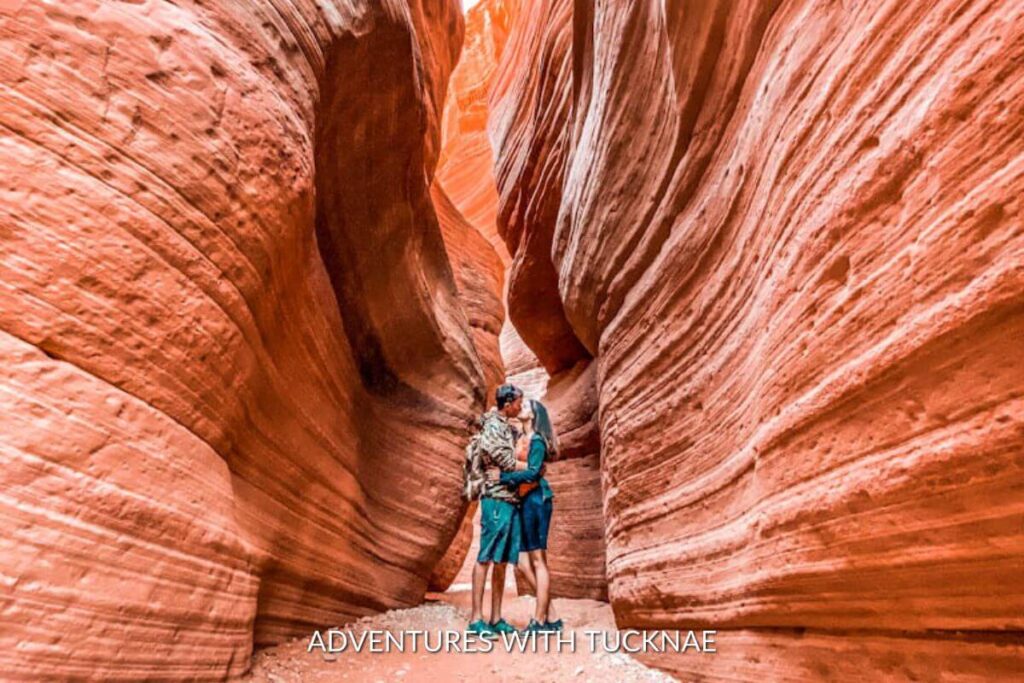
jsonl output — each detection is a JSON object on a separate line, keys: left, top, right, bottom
{"left": 485, "top": 466, "right": 501, "bottom": 482}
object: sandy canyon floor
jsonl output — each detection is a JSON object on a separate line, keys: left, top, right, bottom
{"left": 245, "top": 588, "right": 676, "bottom": 682}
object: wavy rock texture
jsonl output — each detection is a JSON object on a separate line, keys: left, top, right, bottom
{"left": 428, "top": 499, "right": 478, "bottom": 592}
{"left": 424, "top": 181, "right": 505, "bottom": 592}
{"left": 490, "top": 0, "right": 1024, "bottom": 678}
{"left": 0, "top": 0, "right": 490, "bottom": 678}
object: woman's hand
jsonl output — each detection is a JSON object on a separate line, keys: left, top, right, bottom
{"left": 485, "top": 466, "right": 501, "bottom": 482}
{"left": 515, "top": 460, "right": 528, "bottom": 471}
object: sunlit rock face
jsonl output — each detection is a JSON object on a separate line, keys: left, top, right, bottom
{"left": 437, "top": 0, "right": 520, "bottom": 265}
{"left": 491, "top": 0, "right": 1024, "bottom": 678}
{"left": 0, "top": 0, "right": 489, "bottom": 678}
{"left": 500, "top": 319, "right": 549, "bottom": 400}
{"left": 433, "top": 181, "right": 506, "bottom": 399}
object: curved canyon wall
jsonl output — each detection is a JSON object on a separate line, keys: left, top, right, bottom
{"left": 0, "top": 0, "right": 503, "bottom": 678}
{"left": 490, "top": 0, "right": 1024, "bottom": 679}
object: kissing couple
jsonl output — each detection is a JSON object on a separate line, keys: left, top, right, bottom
{"left": 462, "top": 384, "right": 561, "bottom": 636}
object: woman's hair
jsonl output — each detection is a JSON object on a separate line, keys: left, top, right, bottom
{"left": 530, "top": 399, "right": 559, "bottom": 457}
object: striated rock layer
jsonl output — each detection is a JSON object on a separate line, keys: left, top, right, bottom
{"left": 428, "top": 500, "right": 478, "bottom": 592}
{"left": 432, "top": 181, "right": 506, "bottom": 398}
{"left": 490, "top": 0, "right": 1024, "bottom": 678}
{"left": 0, "top": 0, "right": 496, "bottom": 678}
{"left": 500, "top": 319, "right": 549, "bottom": 400}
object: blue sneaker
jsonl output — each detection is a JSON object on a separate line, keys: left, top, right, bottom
{"left": 521, "top": 619, "right": 547, "bottom": 633}
{"left": 467, "top": 619, "right": 497, "bottom": 638}
{"left": 489, "top": 618, "right": 517, "bottom": 634}
{"left": 544, "top": 619, "right": 564, "bottom": 632}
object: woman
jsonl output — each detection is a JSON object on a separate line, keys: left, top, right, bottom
{"left": 486, "top": 399, "right": 561, "bottom": 632}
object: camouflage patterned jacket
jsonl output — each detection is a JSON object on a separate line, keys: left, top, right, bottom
{"left": 478, "top": 409, "right": 519, "bottom": 503}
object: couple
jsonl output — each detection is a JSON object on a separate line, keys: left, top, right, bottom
{"left": 466, "top": 384, "right": 561, "bottom": 636}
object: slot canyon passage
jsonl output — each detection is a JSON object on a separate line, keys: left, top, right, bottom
{"left": 1, "top": 0, "right": 1023, "bottom": 680}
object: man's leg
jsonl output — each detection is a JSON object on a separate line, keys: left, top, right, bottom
{"left": 471, "top": 561, "right": 491, "bottom": 623}
{"left": 490, "top": 562, "right": 506, "bottom": 623}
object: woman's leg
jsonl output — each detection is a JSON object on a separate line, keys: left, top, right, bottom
{"left": 539, "top": 548, "right": 558, "bottom": 622}
{"left": 521, "top": 554, "right": 559, "bottom": 620}
{"left": 529, "top": 549, "right": 551, "bottom": 623}
{"left": 517, "top": 551, "right": 558, "bottom": 621}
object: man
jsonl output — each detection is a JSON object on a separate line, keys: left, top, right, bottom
{"left": 467, "top": 384, "right": 523, "bottom": 636}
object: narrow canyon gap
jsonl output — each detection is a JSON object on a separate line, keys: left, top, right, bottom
{"left": 1, "top": 0, "right": 1023, "bottom": 682}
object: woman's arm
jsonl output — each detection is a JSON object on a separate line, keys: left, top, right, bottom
{"left": 500, "top": 436, "right": 544, "bottom": 485}
{"left": 485, "top": 438, "right": 529, "bottom": 481}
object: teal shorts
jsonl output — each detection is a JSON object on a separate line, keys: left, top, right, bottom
{"left": 477, "top": 498, "right": 520, "bottom": 564}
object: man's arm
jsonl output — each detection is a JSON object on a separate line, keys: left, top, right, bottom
{"left": 479, "top": 418, "right": 516, "bottom": 471}
{"left": 501, "top": 437, "right": 544, "bottom": 486}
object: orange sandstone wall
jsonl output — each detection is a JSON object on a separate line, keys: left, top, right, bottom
{"left": 432, "top": 181, "right": 506, "bottom": 398}
{"left": 0, "top": 0, "right": 490, "bottom": 678}
{"left": 491, "top": 0, "right": 1024, "bottom": 678}
{"left": 489, "top": 0, "right": 589, "bottom": 376}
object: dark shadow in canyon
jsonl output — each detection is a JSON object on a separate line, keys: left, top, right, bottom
{"left": 314, "top": 15, "right": 483, "bottom": 409}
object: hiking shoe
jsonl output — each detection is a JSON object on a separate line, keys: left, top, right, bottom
{"left": 544, "top": 619, "right": 564, "bottom": 632}
{"left": 467, "top": 619, "right": 497, "bottom": 638}
{"left": 521, "top": 619, "right": 547, "bottom": 633}
{"left": 489, "top": 618, "right": 517, "bottom": 634}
